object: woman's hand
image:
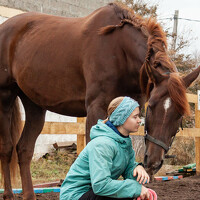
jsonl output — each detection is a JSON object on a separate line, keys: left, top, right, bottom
{"left": 133, "top": 165, "right": 150, "bottom": 184}
{"left": 139, "top": 186, "right": 150, "bottom": 200}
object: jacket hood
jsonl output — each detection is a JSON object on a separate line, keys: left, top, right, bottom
{"left": 90, "top": 120, "right": 132, "bottom": 148}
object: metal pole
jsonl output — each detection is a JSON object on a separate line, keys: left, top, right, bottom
{"left": 172, "top": 10, "right": 179, "bottom": 50}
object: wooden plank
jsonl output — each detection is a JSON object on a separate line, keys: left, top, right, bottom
{"left": 32, "top": 122, "right": 200, "bottom": 137}
{"left": 195, "top": 137, "right": 200, "bottom": 175}
{"left": 76, "top": 118, "right": 86, "bottom": 154}
{"left": 77, "top": 117, "right": 86, "bottom": 123}
{"left": 53, "top": 141, "right": 77, "bottom": 149}
{"left": 195, "top": 103, "right": 200, "bottom": 128}
{"left": 22, "top": 121, "right": 200, "bottom": 137}
{"left": 77, "top": 135, "right": 85, "bottom": 155}
{"left": 195, "top": 103, "right": 200, "bottom": 175}
{"left": 22, "top": 119, "right": 86, "bottom": 135}
{"left": 186, "top": 93, "right": 198, "bottom": 104}
{"left": 130, "top": 127, "right": 200, "bottom": 137}
{"left": 177, "top": 128, "right": 200, "bottom": 137}
{"left": 33, "top": 181, "right": 62, "bottom": 188}
{"left": 41, "top": 122, "right": 85, "bottom": 135}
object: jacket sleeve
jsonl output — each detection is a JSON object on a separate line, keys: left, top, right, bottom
{"left": 88, "top": 140, "right": 141, "bottom": 198}
{"left": 122, "top": 148, "right": 139, "bottom": 180}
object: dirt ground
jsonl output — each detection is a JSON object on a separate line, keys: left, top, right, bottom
{"left": 1, "top": 175, "right": 199, "bottom": 200}
{"left": 147, "top": 175, "right": 200, "bottom": 200}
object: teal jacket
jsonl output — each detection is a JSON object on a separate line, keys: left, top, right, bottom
{"left": 60, "top": 120, "right": 142, "bottom": 200}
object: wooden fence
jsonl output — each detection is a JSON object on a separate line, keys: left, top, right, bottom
{"left": 40, "top": 93, "right": 200, "bottom": 175}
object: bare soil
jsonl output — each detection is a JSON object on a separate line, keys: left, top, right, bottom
{"left": 1, "top": 175, "right": 199, "bottom": 199}
{"left": 147, "top": 175, "right": 200, "bottom": 200}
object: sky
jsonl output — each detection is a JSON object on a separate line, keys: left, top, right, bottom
{"left": 154, "top": 0, "right": 200, "bottom": 55}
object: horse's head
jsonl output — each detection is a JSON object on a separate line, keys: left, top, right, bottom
{"left": 99, "top": 3, "right": 200, "bottom": 175}
{"left": 142, "top": 55, "right": 200, "bottom": 175}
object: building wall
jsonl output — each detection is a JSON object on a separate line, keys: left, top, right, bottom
{"left": 0, "top": 0, "right": 113, "bottom": 17}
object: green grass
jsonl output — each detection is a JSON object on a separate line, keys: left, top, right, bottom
{"left": 0, "top": 149, "right": 77, "bottom": 188}
{"left": 31, "top": 149, "right": 77, "bottom": 183}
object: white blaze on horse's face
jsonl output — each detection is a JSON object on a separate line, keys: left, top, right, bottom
{"left": 163, "top": 97, "right": 171, "bottom": 112}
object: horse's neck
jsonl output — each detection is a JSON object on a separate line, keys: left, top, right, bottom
{"left": 117, "top": 27, "right": 148, "bottom": 106}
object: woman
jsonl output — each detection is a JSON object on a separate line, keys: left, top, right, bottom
{"left": 60, "top": 96, "right": 150, "bottom": 200}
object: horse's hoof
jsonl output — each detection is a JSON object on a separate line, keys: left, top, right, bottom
{"left": 4, "top": 199, "right": 14, "bottom": 200}
{"left": 23, "top": 198, "right": 36, "bottom": 200}
{"left": 3, "top": 198, "right": 14, "bottom": 200}
{"left": 23, "top": 194, "right": 36, "bottom": 200}
{"left": 3, "top": 194, "right": 14, "bottom": 200}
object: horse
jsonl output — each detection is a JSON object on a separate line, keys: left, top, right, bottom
{"left": 0, "top": 2, "right": 199, "bottom": 199}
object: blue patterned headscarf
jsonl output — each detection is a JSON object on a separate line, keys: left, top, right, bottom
{"left": 109, "top": 97, "right": 139, "bottom": 126}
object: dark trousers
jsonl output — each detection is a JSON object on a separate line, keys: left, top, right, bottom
{"left": 79, "top": 190, "right": 134, "bottom": 200}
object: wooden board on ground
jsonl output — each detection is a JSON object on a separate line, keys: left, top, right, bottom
{"left": 53, "top": 141, "right": 77, "bottom": 150}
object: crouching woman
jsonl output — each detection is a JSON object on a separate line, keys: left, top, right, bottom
{"left": 60, "top": 96, "right": 150, "bottom": 200}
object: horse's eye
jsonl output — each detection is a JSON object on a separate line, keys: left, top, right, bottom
{"left": 158, "top": 62, "right": 161, "bottom": 67}
{"left": 147, "top": 105, "right": 153, "bottom": 114}
{"left": 147, "top": 99, "right": 156, "bottom": 110}
{"left": 148, "top": 103, "right": 155, "bottom": 110}
{"left": 154, "top": 62, "right": 161, "bottom": 68}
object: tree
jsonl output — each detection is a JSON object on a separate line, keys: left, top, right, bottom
{"left": 118, "top": 0, "right": 158, "bottom": 18}
{"left": 119, "top": 0, "right": 200, "bottom": 128}
{"left": 119, "top": 0, "right": 200, "bottom": 93}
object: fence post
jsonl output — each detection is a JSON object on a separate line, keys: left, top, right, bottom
{"left": 77, "top": 118, "right": 86, "bottom": 155}
{"left": 195, "top": 92, "right": 200, "bottom": 175}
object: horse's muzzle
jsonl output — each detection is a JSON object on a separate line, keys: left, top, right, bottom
{"left": 144, "top": 154, "right": 164, "bottom": 176}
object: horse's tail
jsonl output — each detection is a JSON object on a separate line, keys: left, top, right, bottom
{"left": 10, "top": 98, "right": 22, "bottom": 183}
{"left": 0, "top": 97, "right": 22, "bottom": 184}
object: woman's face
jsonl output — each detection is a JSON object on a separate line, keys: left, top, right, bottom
{"left": 118, "top": 107, "right": 141, "bottom": 136}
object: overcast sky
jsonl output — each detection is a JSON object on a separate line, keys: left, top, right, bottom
{"left": 155, "top": 0, "right": 200, "bottom": 55}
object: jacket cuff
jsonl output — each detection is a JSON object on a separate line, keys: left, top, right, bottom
{"left": 137, "top": 162, "right": 144, "bottom": 168}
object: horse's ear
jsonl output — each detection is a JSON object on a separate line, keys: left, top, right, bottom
{"left": 182, "top": 66, "right": 200, "bottom": 88}
{"left": 145, "top": 48, "right": 165, "bottom": 85}
{"left": 145, "top": 63, "right": 165, "bottom": 85}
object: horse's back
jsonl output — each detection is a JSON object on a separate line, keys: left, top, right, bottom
{"left": 0, "top": 5, "right": 117, "bottom": 83}
{"left": 0, "top": 5, "right": 119, "bottom": 115}
{"left": 0, "top": 12, "right": 83, "bottom": 111}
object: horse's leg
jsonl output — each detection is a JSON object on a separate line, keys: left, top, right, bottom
{"left": 17, "top": 93, "right": 46, "bottom": 200}
{"left": 86, "top": 99, "right": 107, "bottom": 143}
{"left": 0, "top": 88, "right": 20, "bottom": 200}
{"left": 0, "top": 118, "right": 13, "bottom": 200}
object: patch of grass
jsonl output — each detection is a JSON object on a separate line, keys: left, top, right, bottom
{"left": 0, "top": 149, "right": 77, "bottom": 188}
{"left": 165, "top": 137, "right": 195, "bottom": 165}
{"left": 31, "top": 149, "right": 77, "bottom": 183}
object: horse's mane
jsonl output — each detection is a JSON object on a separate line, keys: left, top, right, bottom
{"left": 99, "top": 2, "right": 175, "bottom": 92}
{"left": 99, "top": 2, "right": 189, "bottom": 115}
{"left": 168, "top": 73, "right": 190, "bottom": 115}
{"left": 99, "top": 2, "right": 168, "bottom": 51}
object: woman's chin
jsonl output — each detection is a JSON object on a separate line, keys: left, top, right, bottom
{"left": 133, "top": 127, "right": 139, "bottom": 132}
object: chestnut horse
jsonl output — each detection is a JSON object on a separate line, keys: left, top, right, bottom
{"left": 0, "top": 2, "right": 199, "bottom": 200}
